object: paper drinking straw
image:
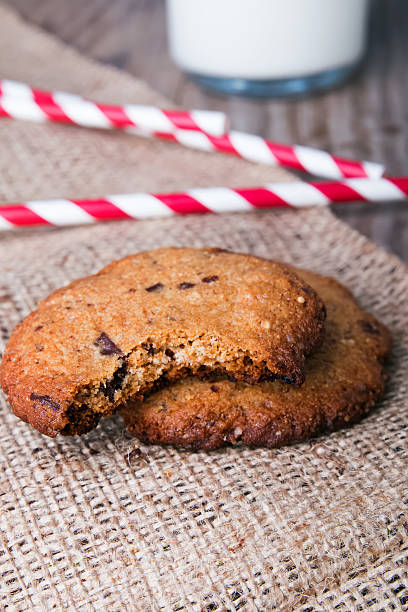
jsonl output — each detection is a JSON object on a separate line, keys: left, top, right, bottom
{"left": 0, "top": 79, "right": 384, "bottom": 180}
{"left": 0, "top": 177, "right": 406, "bottom": 231}
{"left": 160, "top": 129, "right": 385, "bottom": 180}
{"left": 0, "top": 79, "right": 227, "bottom": 136}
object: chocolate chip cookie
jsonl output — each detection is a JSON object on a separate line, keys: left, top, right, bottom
{"left": 0, "top": 248, "right": 325, "bottom": 437}
{"left": 121, "top": 269, "right": 391, "bottom": 450}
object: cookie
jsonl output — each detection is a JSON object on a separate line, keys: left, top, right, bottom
{"left": 121, "top": 269, "right": 392, "bottom": 450}
{"left": 0, "top": 248, "right": 325, "bottom": 437}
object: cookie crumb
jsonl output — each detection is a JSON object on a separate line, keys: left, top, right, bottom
{"left": 126, "top": 447, "right": 150, "bottom": 464}
{"left": 128, "top": 448, "right": 142, "bottom": 460}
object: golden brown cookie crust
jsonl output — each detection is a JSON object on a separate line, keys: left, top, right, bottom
{"left": 121, "top": 269, "right": 392, "bottom": 450}
{"left": 0, "top": 248, "right": 325, "bottom": 437}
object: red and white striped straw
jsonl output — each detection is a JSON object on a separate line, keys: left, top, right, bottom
{"left": 158, "top": 129, "right": 384, "bottom": 180}
{"left": 0, "top": 177, "right": 406, "bottom": 231}
{"left": 0, "top": 79, "right": 384, "bottom": 180}
{"left": 0, "top": 79, "right": 227, "bottom": 136}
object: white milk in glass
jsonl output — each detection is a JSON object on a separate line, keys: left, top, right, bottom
{"left": 166, "top": 0, "right": 371, "bottom": 96}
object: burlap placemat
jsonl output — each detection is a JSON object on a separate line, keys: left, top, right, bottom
{"left": 0, "top": 6, "right": 407, "bottom": 611}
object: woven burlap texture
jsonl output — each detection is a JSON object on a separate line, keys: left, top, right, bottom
{"left": 0, "top": 5, "right": 407, "bottom": 611}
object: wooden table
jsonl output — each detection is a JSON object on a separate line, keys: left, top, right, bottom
{"left": 5, "top": 0, "right": 407, "bottom": 262}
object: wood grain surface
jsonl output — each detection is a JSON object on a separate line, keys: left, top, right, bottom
{"left": 4, "top": 0, "right": 407, "bottom": 262}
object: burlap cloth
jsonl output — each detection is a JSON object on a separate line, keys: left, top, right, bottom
{"left": 0, "top": 6, "right": 407, "bottom": 611}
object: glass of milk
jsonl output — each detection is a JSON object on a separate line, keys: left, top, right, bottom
{"left": 166, "top": 0, "right": 371, "bottom": 97}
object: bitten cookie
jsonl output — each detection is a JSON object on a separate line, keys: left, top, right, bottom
{"left": 121, "top": 269, "right": 392, "bottom": 450}
{"left": 0, "top": 248, "right": 325, "bottom": 437}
